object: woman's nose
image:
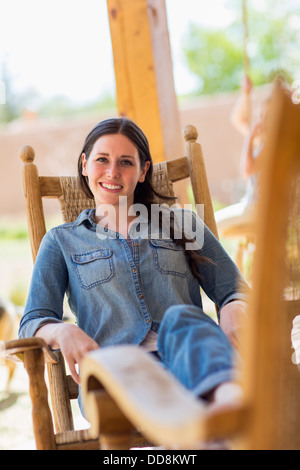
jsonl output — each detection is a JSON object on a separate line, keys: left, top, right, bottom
{"left": 106, "top": 162, "right": 120, "bottom": 179}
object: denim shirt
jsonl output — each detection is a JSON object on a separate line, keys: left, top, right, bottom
{"left": 18, "top": 209, "right": 249, "bottom": 347}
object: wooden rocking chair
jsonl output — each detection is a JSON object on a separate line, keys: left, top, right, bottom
{"left": 1, "top": 124, "right": 219, "bottom": 450}
{"left": 79, "top": 81, "right": 300, "bottom": 450}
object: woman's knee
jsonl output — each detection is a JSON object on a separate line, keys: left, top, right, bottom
{"left": 160, "top": 304, "right": 216, "bottom": 332}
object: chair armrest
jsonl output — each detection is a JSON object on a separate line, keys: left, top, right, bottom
{"left": 81, "top": 345, "right": 248, "bottom": 448}
{"left": 81, "top": 345, "right": 207, "bottom": 448}
{"left": 0, "top": 337, "right": 60, "bottom": 364}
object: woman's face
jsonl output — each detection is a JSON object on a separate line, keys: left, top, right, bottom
{"left": 82, "top": 133, "right": 150, "bottom": 208}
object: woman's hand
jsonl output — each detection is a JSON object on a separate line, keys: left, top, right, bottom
{"left": 219, "top": 300, "right": 248, "bottom": 349}
{"left": 35, "top": 323, "right": 99, "bottom": 384}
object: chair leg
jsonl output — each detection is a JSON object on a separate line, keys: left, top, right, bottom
{"left": 47, "top": 354, "right": 74, "bottom": 433}
{"left": 88, "top": 389, "right": 135, "bottom": 450}
{"left": 23, "top": 349, "right": 56, "bottom": 450}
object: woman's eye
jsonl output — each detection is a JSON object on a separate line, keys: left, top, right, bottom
{"left": 95, "top": 157, "right": 134, "bottom": 166}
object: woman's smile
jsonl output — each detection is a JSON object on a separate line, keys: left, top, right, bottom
{"left": 99, "top": 182, "right": 123, "bottom": 191}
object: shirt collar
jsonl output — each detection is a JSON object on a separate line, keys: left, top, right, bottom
{"left": 73, "top": 209, "right": 97, "bottom": 227}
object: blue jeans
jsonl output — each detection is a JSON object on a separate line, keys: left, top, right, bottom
{"left": 157, "top": 304, "right": 234, "bottom": 398}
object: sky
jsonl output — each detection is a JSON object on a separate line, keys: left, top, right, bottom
{"left": 0, "top": 0, "right": 236, "bottom": 106}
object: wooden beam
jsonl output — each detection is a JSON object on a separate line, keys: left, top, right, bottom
{"left": 107, "top": 0, "right": 183, "bottom": 164}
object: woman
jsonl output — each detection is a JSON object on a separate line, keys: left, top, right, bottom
{"left": 19, "top": 118, "right": 249, "bottom": 406}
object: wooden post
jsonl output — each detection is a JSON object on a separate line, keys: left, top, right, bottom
{"left": 46, "top": 354, "right": 74, "bottom": 434}
{"left": 184, "top": 125, "right": 219, "bottom": 238}
{"left": 20, "top": 145, "right": 47, "bottom": 262}
{"left": 107, "top": 0, "right": 183, "bottom": 166}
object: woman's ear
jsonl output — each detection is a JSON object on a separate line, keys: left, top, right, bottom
{"left": 81, "top": 153, "right": 88, "bottom": 176}
{"left": 139, "top": 161, "right": 151, "bottom": 183}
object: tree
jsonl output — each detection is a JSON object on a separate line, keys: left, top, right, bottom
{"left": 182, "top": 25, "right": 244, "bottom": 95}
{"left": 182, "top": 2, "right": 299, "bottom": 95}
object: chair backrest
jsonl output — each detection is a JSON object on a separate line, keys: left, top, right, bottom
{"left": 238, "top": 81, "right": 300, "bottom": 449}
{"left": 20, "top": 123, "right": 218, "bottom": 436}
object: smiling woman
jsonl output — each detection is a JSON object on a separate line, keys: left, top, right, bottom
{"left": 81, "top": 134, "right": 150, "bottom": 214}
{"left": 18, "top": 116, "right": 249, "bottom": 416}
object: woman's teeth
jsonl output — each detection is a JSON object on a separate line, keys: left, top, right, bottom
{"left": 101, "top": 183, "right": 122, "bottom": 190}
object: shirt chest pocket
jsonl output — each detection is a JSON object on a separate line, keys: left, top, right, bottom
{"left": 150, "top": 240, "right": 189, "bottom": 277}
{"left": 72, "top": 249, "right": 114, "bottom": 289}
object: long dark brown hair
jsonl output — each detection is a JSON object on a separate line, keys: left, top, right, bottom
{"left": 77, "top": 117, "right": 210, "bottom": 280}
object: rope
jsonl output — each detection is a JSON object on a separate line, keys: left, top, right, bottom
{"left": 242, "top": 0, "right": 252, "bottom": 126}
{"left": 242, "top": 0, "right": 250, "bottom": 78}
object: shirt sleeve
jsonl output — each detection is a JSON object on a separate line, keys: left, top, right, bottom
{"left": 190, "top": 211, "right": 250, "bottom": 310}
{"left": 18, "top": 229, "right": 68, "bottom": 339}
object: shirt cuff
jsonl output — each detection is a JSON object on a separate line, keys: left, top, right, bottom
{"left": 18, "top": 316, "right": 63, "bottom": 339}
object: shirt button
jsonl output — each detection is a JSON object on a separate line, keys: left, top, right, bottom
{"left": 146, "top": 319, "right": 151, "bottom": 324}
{"left": 138, "top": 294, "right": 144, "bottom": 299}
{"left": 132, "top": 268, "right": 137, "bottom": 273}
{"left": 134, "top": 242, "right": 139, "bottom": 247}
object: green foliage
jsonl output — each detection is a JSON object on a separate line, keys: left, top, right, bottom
{"left": 0, "top": 218, "right": 29, "bottom": 241}
{"left": 182, "top": 2, "right": 299, "bottom": 95}
{"left": 183, "top": 25, "right": 244, "bottom": 94}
